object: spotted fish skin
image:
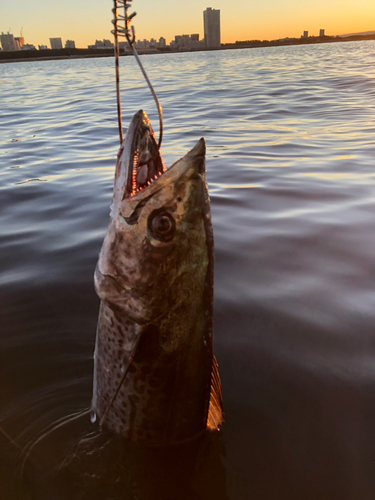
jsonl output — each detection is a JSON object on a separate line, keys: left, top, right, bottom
{"left": 92, "top": 110, "right": 223, "bottom": 446}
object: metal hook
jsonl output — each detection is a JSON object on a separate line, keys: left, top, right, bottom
{"left": 112, "top": 0, "right": 163, "bottom": 149}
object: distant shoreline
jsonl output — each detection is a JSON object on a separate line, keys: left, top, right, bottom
{"left": 1, "top": 33, "right": 375, "bottom": 64}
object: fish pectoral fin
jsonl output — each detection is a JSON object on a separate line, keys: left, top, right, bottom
{"left": 207, "top": 355, "right": 225, "bottom": 430}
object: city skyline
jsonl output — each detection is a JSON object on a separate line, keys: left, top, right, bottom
{"left": 1, "top": 0, "right": 375, "bottom": 49}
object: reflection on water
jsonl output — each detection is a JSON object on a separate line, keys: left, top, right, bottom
{"left": 20, "top": 425, "right": 229, "bottom": 500}
{"left": 1, "top": 41, "right": 375, "bottom": 498}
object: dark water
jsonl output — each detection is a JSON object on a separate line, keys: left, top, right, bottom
{"left": 1, "top": 41, "right": 375, "bottom": 499}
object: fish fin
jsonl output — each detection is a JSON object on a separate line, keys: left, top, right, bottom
{"left": 207, "top": 355, "right": 224, "bottom": 430}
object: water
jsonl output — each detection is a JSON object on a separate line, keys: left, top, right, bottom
{"left": 1, "top": 41, "right": 375, "bottom": 499}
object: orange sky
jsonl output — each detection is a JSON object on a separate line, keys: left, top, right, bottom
{"left": 1, "top": 0, "right": 375, "bottom": 48}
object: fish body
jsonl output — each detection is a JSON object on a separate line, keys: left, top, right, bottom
{"left": 92, "top": 110, "right": 223, "bottom": 446}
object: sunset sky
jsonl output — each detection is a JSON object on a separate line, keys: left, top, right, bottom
{"left": 1, "top": 0, "right": 375, "bottom": 48}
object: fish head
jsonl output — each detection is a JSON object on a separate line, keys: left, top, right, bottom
{"left": 95, "top": 110, "right": 212, "bottom": 331}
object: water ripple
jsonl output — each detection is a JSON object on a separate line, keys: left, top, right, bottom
{"left": 1, "top": 41, "right": 375, "bottom": 498}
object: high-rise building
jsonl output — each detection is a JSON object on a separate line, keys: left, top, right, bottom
{"left": 158, "top": 37, "right": 166, "bottom": 48}
{"left": 302, "top": 31, "right": 308, "bottom": 38}
{"left": 0, "top": 32, "right": 19, "bottom": 51}
{"left": 174, "top": 34, "right": 191, "bottom": 50}
{"left": 65, "top": 40, "right": 76, "bottom": 49}
{"left": 50, "top": 37, "right": 63, "bottom": 49}
{"left": 319, "top": 29, "right": 325, "bottom": 37}
{"left": 203, "top": 8, "right": 220, "bottom": 48}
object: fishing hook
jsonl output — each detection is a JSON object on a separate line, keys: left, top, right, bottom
{"left": 112, "top": 0, "right": 163, "bottom": 149}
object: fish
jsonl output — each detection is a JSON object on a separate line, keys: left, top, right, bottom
{"left": 91, "top": 110, "right": 224, "bottom": 446}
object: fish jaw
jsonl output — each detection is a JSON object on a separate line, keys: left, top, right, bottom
{"left": 111, "top": 109, "right": 164, "bottom": 218}
{"left": 92, "top": 111, "right": 223, "bottom": 445}
{"left": 95, "top": 127, "right": 208, "bottom": 325}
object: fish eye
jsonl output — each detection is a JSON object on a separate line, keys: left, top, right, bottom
{"left": 148, "top": 210, "right": 176, "bottom": 242}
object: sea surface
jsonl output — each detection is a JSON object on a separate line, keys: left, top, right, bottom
{"left": 1, "top": 41, "right": 375, "bottom": 499}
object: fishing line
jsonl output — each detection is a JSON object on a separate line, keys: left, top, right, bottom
{"left": 0, "top": 425, "right": 22, "bottom": 451}
{"left": 112, "top": 0, "right": 163, "bottom": 149}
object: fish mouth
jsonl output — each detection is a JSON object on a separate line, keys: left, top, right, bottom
{"left": 123, "top": 110, "right": 164, "bottom": 199}
{"left": 112, "top": 110, "right": 205, "bottom": 218}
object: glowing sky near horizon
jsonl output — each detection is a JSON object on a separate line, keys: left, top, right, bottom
{"left": 1, "top": 0, "right": 375, "bottom": 48}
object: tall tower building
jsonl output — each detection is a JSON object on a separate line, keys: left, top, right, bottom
{"left": 203, "top": 8, "right": 220, "bottom": 48}
{"left": 0, "top": 32, "right": 19, "bottom": 51}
